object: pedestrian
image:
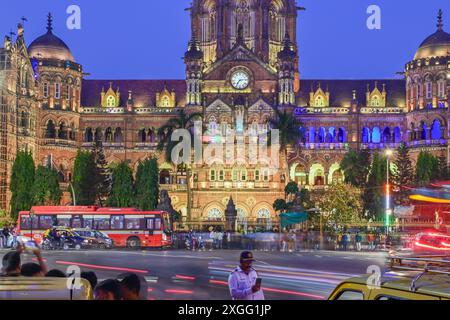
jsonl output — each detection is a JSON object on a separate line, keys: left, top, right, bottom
{"left": 228, "top": 251, "right": 264, "bottom": 300}
{"left": 81, "top": 271, "right": 98, "bottom": 289}
{"left": 46, "top": 269, "right": 67, "bottom": 278}
{"left": 94, "top": 279, "right": 122, "bottom": 300}
{"left": 355, "top": 232, "right": 362, "bottom": 252}
{"left": 1, "top": 243, "right": 48, "bottom": 277}
{"left": 342, "top": 232, "right": 348, "bottom": 251}
{"left": 2, "top": 226, "right": 10, "bottom": 248}
{"left": 119, "top": 273, "right": 141, "bottom": 300}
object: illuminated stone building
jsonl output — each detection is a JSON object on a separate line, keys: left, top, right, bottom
{"left": 0, "top": 2, "right": 449, "bottom": 230}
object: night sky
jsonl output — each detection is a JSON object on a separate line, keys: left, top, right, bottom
{"left": 0, "top": 0, "right": 448, "bottom": 80}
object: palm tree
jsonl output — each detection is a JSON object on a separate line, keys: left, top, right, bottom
{"left": 269, "top": 109, "right": 303, "bottom": 186}
{"left": 157, "top": 109, "right": 202, "bottom": 223}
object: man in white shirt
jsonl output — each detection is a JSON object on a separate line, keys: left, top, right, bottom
{"left": 228, "top": 251, "right": 264, "bottom": 300}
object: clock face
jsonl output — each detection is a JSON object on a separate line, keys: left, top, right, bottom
{"left": 231, "top": 71, "right": 250, "bottom": 90}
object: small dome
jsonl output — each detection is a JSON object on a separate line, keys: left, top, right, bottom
{"left": 414, "top": 10, "right": 450, "bottom": 60}
{"left": 28, "top": 13, "right": 75, "bottom": 62}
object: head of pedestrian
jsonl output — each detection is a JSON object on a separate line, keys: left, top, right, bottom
{"left": 21, "top": 262, "right": 44, "bottom": 277}
{"left": 2, "top": 251, "right": 21, "bottom": 276}
{"left": 240, "top": 251, "right": 255, "bottom": 273}
{"left": 81, "top": 271, "right": 98, "bottom": 289}
{"left": 119, "top": 273, "right": 141, "bottom": 300}
{"left": 94, "top": 279, "right": 122, "bottom": 300}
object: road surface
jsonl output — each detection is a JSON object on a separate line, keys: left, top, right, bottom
{"left": 1, "top": 249, "right": 388, "bottom": 300}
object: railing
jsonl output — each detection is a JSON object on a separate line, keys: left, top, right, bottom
{"left": 135, "top": 142, "right": 158, "bottom": 149}
{"left": 294, "top": 107, "right": 350, "bottom": 115}
{"left": 42, "top": 138, "right": 77, "bottom": 148}
{"left": 407, "top": 140, "right": 447, "bottom": 148}
{"left": 81, "top": 107, "right": 178, "bottom": 114}
{"left": 360, "top": 107, "right": 405, "bottom": 114}
{"left": 361, "top": 142, "right": 403, "bottom": 150}
{"left": 299, "top": 143, "right": 349, "bottom": 150}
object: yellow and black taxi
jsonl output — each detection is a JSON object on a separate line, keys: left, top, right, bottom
{"left": 329, "top": 255, "right": 450, "bottom": 300}
{"left": 42, "top": 227, "right": 93, "bottom": 250}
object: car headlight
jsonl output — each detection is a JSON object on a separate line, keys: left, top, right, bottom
{"left": 83, "top": 240, "right": 89, "bottom": 243}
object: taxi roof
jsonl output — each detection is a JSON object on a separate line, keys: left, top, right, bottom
{"left": 344, "top": 272, "right": 450, "bottom": 298}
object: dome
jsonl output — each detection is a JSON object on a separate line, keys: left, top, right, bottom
{"left": 28, "top": 14, "right": 75, "bottom": 62}
{"left": 414, "top": 10, "right": 450, "bottom": 60}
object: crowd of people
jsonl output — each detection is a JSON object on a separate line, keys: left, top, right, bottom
{"left": 0, "top": 244, "right": 146, "bottom": 300}
{"left": 174, "top": 229, "right": 395, "bottom": 252}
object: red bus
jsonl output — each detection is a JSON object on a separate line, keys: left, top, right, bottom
{"left": 17, "top": 206, "right": 173, "bottom": 248}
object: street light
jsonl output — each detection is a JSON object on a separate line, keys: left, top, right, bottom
{"left": 29, "top": 208, "right": 35, "bottom": 241}
{"left": 385, "top": 149, "right": 393, "bottom": 243}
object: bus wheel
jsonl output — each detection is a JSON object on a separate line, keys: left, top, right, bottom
{"left": 127, "top": 237, "right": 141, "bottom": 249}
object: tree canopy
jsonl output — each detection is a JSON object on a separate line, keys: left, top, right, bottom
{"left": 10, "top": 151, "right": 35, "bottom": 219}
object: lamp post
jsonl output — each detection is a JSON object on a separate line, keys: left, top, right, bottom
{"left": 29, "top": 208, "right": 35, "bottom": 241}
{"left": 385, "top": 149, "right": 393, "bottom": 245}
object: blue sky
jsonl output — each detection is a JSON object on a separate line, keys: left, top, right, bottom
{"left": 0, "top": 0, "right": 448, "bottom": 79}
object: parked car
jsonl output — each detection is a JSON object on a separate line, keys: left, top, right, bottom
{"left": 73, "top": 228, "right": 114, "bottom": 249}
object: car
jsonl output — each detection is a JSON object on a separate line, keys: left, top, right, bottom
{"left": 413, "top": 232, "right": 450, "bottom": 253}
{"left": 328, "top": 255, "right": 450, "bottom": 300}
{"left": 42, "top": 227, "right": 91, "bottom": 250}
{"left": 73, "top": 228, "right": 114, "bottom": 249}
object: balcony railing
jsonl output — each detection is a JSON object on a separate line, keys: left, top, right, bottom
{"left": 42, "top": 138, "right": 77, "bottom": 148}
{"left": 299, "top": 143, "right": 349, "bottom": 150}
{"left": 361, "top": 142, "right": 403, "bottom": 150}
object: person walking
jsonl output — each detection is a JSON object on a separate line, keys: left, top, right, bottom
{"left": 2, "top": 226, "right": 10, "bottom": 248}
{"left": 342, "top": 232, "right": 348, "bottom": 251}
{"left": 355, "top": 232, "right": 362, "bottom": 252}
{"left": 228, "top": 251, "right": 264, "bottom": 300}
{"left": 218, "top": 231, "right": 223, "bottom": 250}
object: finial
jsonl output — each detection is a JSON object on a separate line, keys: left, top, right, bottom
{"left": 109, "top": 81, "right": 113, "bottom": 89}
{"left": 437, "top": 9, "right": 443, "bottom": 31}
{"left": 128, "top": 90, "right": 132, "bottom": 100}
{"left": 382, "top": 83, "right": 386, "bottom": 92}
{"left": 47, "top": 13, "right": 53, "bottom": 33}
{"left": 352, "top": 90, "right": 357, "bottom": 100}
{"left": 17, "top": 23, "right": 24, "bottom": 37}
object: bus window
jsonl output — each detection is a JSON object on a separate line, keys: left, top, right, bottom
{"left": 58, "top": 218, "right": 71, "bottom": 228}
{"left": 125, "top": 218, "right": 142, "bottom": 230}
{"left": 20, "top": 216, "right": 38, "bottom": 230}
{"left": 110, "top": 216, "right": 124, "bottom": 230}
{"left": 84, "top": 218, "right": 94, "bottom": 229}
{"left": 71, "top": 216, "right": 83, "bottom": 228}
{"left": 146, "top": 219, "right": 154, "bottom": 230}
{"left": 154, "top": 218, "right": 161, "bottom": 230}
{"left": 39, "top": 215, "right": 56, "bottom": 229}
{"left": 94, "top": 218, "right": 110, "bottom": 230}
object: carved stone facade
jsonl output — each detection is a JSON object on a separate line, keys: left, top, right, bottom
{"left": 0, "top": 4, "right": 449, "bottom": 231}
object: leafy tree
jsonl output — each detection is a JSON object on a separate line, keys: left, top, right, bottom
{"left": 314, "top": 183, "right": 363, "bottom": 231}
{"left": 363, "top": 152, "right": 388, "bottom": 219}
{"left": 10, "top": 151, "right": 35, "bottom": 219}
{"left": 135, "top": 158, "right": 159, "bottom": 210}
{"left": 273, "top": 199, "right": 287, "bottom": 214}
{"left": 32, "top": 165, "right": 62, "bottom": 206}
{"left": 392, "top": 143, "right": 414, "bottom": 206}
{"left": 437, "top": 155, "right": 449, "bottom": 181}
{"left": 92, "top": 139, "right": 112, "bottom": 206}
{"left": 72, "top": 151, "right": 97, "bottom": 205}
{"left": 299, "top": 188, "right": 315, "bottom": 210}
{"left": 416, "top": 151, "right": 438, "bottom": 186}
{"left": 107, "top": 162, "right": 134, "bottom": 208}
{"left": 340, "top": 149, "right": 371, "bottom": 188}
{"left": 269, "top": 109, "right": 303, "bottom": 185}
{"left": 284, "top": 182, "right": 299, "bottom": 201}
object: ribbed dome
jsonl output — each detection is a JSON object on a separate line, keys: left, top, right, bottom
{"left": 414, "top": 10, "right": 450, "bottom": 60}
{"left": 28, "top": 13, "right": 75, "bottom": 62}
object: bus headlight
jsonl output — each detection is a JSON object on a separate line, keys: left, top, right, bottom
{"left": 162, "top": 234, "right": 167, "bottom": 241}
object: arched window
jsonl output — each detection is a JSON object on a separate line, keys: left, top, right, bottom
{"left": 393, "top": 127, "right": 401, "bottom": 143}
{"left": 328, "top": 127, "right": 336, "bottom": 143}
{"left": 55, "top": 83, "right": 61, "bottom": 99}
{"left": 114, "top": 128, "right": 123, "bottom": 143}
{"left": 45, "top": 120, "right": 56, "bottom": 138}
{"left": 105, "top": 128, "right": 113, "bottom": 142}
{"left": 148, "top": 129, "right": 155, "bottom": 143}
{"left": 431, "top": 120, "right": 442, "bottom": 140}
{"left": 161, "top": 96, "right": 171, "bottom": 108}
{"left": 382, "top": 127, "right": 391, "bottom": 144}
{"left": 438, "top": 78, "right": 446, "bottom": 98}
{"left": 315, "top": 96, "right": 324, "bottom": 107}
{"left": 309, "top": 127, "right": 316, "bottom": 143}
{"left": 43, "top": 82, "right": 49, "bottom": 98}
{"left": 299, "top": 127, "right": 307, "bottom": 143}
{"left": 85, "top": 128, "right": 93, "bottom": 142}
{"left": 95, "top": 128, "right": 103, "bottom": 142}
{"left": 420, "top": 121, "right": 428, "bottom": 140}
{"left": 58, "top": 122, "right": 68, "bottom": 140}
{"left": 20, "top": 111, "right": 28, "bottom": 128}
{"left": 257, "top": 208, "right": 271, "bottom": 230}
{"left": 106, "top": 95, "right": 116, "bottom": 107}
{"left": 338, "top": 128, "right": 346, "bottom": 143}
{"left": 371, "top": 96, "right": 380, "bottom": 107}
{"left": 318, "top": 127, "right": 326, "bottom": 143}
{"left": 207, "top": 208, "right": 223, "bottom": 222}
{"left": 159, "top": 169, "right": 171, "bottom": 185}
{"left": 362, "top": 127, "right": 370, "bottom": 143}
{"left": 139, "top": 129, "right": 146, "bottom": 142}
{"left": 372, "top": 127, "right": 381, "bottom": 143}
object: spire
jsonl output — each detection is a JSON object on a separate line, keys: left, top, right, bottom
{"left": 437, "top": 9, "right": 443, "bottom": 31}
{"left": 47, "top": 13, "right": 53, "bottom": 33}
{"left": 278, "top": 32, "right": 296, "bottom": 60}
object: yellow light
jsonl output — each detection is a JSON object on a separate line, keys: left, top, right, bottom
{"left": 410, "top": 194, "right": 450, "bottom": 204}
{"left": 385, "top": 149, "right": 393, "bottom": 157}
